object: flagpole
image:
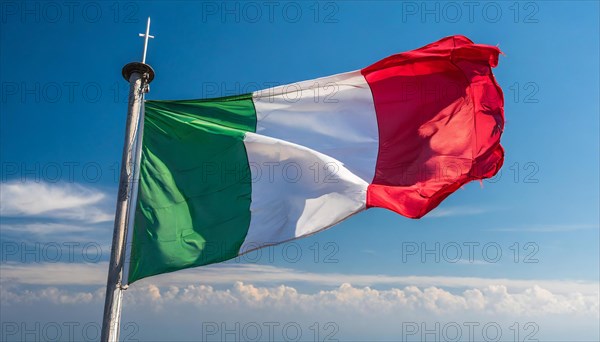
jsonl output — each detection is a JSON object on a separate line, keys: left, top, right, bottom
{"left": 101, "top": 18, "right": 154, "bottom": 342}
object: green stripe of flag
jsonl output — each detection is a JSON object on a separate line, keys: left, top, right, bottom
{"left": 128, "top": 94, "right": 257, "bottom": 283}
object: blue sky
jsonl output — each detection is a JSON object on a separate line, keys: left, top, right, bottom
{"left": 1, "top": 1, "right": 599, "bottom": 341}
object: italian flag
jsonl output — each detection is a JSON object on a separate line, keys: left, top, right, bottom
{"left": 127, "top": 35, "right": 504, "bottom": 283}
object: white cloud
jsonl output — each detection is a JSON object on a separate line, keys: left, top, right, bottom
{"left": 0, "top": 285, "right": 103, "bottom": 305}
{"left": 0, "top": 263, "right": 107, "bottom": 286}
{"left": 2, "top": 264, "right": 597, "bottom": 340}
{"left": 144, "top": 282, "right": 562, "bottom": 315}
{"left": 0, "top": 181, "right": 113, "bottom": 223}
{"left": 2, "top": 262, "right": 598, "bottom": 297}
{"left": 147, "top": 264, "right": 600, "bottom": 296}
{"left": 1, "top": 280, "right": 597, "bottom": 317}
{"left": 1, "top": 222, "right": 98, "bottom": 236}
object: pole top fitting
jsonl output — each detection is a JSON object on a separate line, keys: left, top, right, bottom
{"left": 122, "top": 62, "right": 155, "bottom": 83}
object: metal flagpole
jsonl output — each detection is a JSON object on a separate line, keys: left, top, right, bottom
{"left": 101, "top": 17, "right": 155, "bottom": 342}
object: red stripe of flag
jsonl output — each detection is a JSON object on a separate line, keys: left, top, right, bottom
{"left": 362, "top": 35, "right": 504, "bottom": 218}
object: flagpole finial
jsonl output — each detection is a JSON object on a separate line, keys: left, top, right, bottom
{"left": 138, "top": 17, "right": 154, "bottom": 64}
{"left": 122, "top": 18, "right": 155, "bottom": 83}
{"left": 122, "top": 62, "right": 154, "bottom": 84}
